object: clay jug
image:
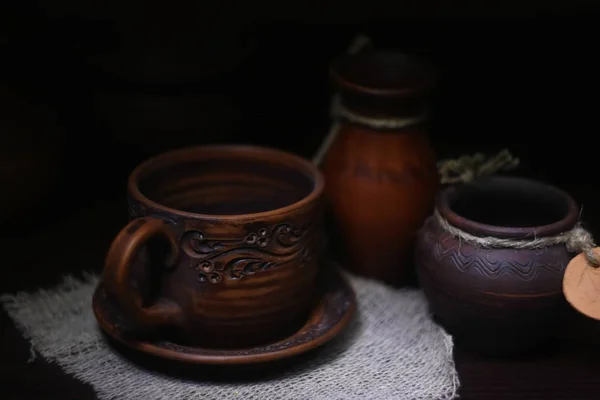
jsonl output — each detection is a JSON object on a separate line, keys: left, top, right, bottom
{"left": 322, "top": 49, "right": 439, "bottom": 286}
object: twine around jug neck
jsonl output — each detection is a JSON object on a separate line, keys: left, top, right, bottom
{"left": 313, "top": 34, "right": 367, "bottom": 166}
{"left": 434, "top": 150, "right": 599, "bottom": 267}
{"left": 312, "top": 95, "right": 426, "bottom": 166}
{"left": 334, "top": 96, "right": 428, "bottom": 130}
{"left": 313, "top": 34, "right": 428, "bottom": 166}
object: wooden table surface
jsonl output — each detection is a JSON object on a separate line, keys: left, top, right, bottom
{"left": 1, "top": 185, "right": 600, "bottom": 400}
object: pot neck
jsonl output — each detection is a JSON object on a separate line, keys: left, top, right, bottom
{"left": 338, "top": 90, "right": 428, "bottom": 119}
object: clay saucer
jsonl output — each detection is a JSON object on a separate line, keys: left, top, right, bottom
{"left": 93, "top": 265, "right": 356, "bottom": 365}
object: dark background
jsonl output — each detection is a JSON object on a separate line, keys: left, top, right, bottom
{"left": 2, "top": 2, "right": 600, "bottom": 399}
{"left": 2, "top": 5, "right": 600, "bottom": 231}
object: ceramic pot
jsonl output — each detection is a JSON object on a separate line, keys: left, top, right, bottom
{"left": 416, "top": 176, "right": 578, "bottom": 356}
{"left": 322, "top": 49, "right": 439, "bottom": 286}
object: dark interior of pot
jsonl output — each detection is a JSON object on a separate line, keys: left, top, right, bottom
{"left": 332, "top": 50, "right": 437, "bottom": 92}
{"left": 138, "top": 156, "right": 316, "bottom": 215}
{"left": 447, "top": 177, "right": 572, "bottom": 227}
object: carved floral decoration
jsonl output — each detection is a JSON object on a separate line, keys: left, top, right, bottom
{"left": 182, "top": 223, "right": 316, "bottom": 284}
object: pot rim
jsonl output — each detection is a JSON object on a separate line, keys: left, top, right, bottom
{"left": 436, "top": 176, "right": 580, "bottom": 239}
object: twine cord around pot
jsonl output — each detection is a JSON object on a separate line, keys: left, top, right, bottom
{"left": 434, "top": 209, "right": 600, "bottom": 268}
{"left": 434, "top": 149, "right": 599, "bottom": 267}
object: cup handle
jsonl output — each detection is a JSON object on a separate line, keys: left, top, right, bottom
{"left": 102, "top": 216, "right": 184, "bottom": 328}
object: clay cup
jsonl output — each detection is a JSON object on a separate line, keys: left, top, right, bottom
{"left": 101, "top": 145, "right": 325, "bottom": 348}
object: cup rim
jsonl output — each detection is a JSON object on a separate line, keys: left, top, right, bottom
{"left": 437, "top": 176, "right": 580, "bottom": 239}
{"left": 128, "top": 144, "right": 325, "bottom": 221}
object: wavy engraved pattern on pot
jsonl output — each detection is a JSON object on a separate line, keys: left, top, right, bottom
{"left": 182, "top": 223, "right": 315, "bottom": 284}
{"left": 431, "top": 242, "right": 564, "bottom": 281}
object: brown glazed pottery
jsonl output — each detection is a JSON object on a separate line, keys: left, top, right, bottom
{"left": 93, "top": 264, "right": 356, "bottom": 365}
{"left": 100, "top": 145, "right": 326, "bottom": 349}
{"left": 416, "top": 176, "right": 578, "bottom": 356}
{"left": 322, "top": 49, "right": 439, "bottom": 287}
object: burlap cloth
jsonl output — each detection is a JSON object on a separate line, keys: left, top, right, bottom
{"left": 1, "top": 272, "right": 459, "bottom": 400}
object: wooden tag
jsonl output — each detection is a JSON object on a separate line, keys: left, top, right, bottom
{"left": 563, "top": 248, "right": 600, "bottom": 320}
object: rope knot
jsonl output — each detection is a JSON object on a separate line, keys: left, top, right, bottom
{"left": 438, "top": 149, "right": 520, "bottom": 185}
{"left": 566, "top": 225, "right": 599, "bottom": 267}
